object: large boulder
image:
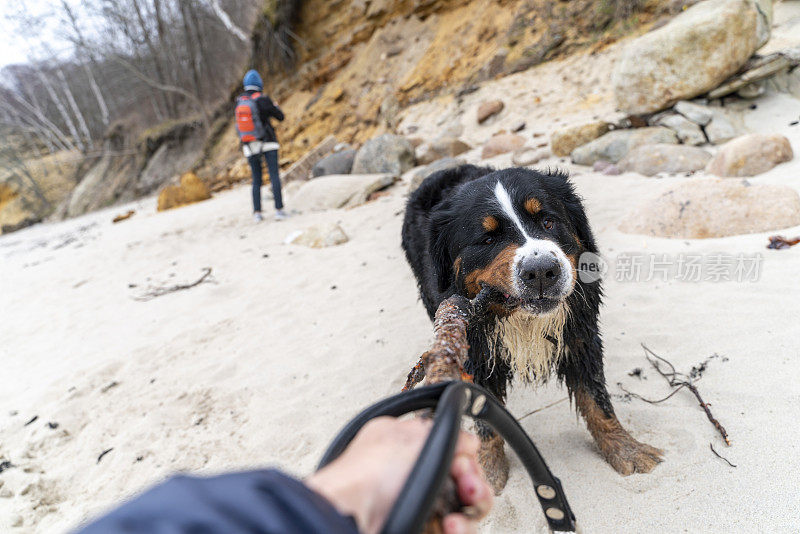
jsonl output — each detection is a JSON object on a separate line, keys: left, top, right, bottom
{"left": 571, "top": 127, "right": 678, "bottom": 165}
{"left": 286, "top": 223, "right": 349, "bottom": 248}
{"left": 156, "top": 172, "right": 211, "bottom": 212}
{"left": 292, "top": 173, "right": 395, "bottom": 211}
{"left": 482, "top": 134, "right": 526, "bottom": 159}
{"left": 551, "top": 122, "right": 611, "bottom": 157}
{"left": 416, "top": 137, "right": 472, "bottom": 165}
{"left": 312, "top": 149, "right": 356, "bottom": 177}
{"left": 409, "top": 157, "right": 465, "bottom": 192}
{"left": 619, "top": 144, "right": 712, "bottom": 176}
{"left": 620, "top": 178, "right": 800, "bottom": 238}
{"left": 706, "top": 134, "right": 793, "bottom": 177}
{"left": 352, "top": 134, "right": 415, "bottom": 175}
{"left": 612, "top": 0, "right": 767, "bottom": 115}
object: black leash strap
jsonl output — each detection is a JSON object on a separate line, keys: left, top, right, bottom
{"left": 318, "top": 382, "right": 577, "bottom": 533}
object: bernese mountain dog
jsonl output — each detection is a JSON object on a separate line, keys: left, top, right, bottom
{"left": 402, "top": 165, "right": 662, "bottom": 490}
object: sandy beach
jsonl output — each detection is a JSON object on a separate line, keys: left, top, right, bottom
{"left": 3, "top": 5, "right": 800, "bottom": 532}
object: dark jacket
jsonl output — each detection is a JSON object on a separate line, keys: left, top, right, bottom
{"left": 242, "top": 89, "right": 284, "bottom": 144}
{"left": 75, "top": 469, "right": 358, "bottom": 534}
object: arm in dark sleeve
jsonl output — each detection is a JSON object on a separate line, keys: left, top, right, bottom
{"left": 75, "top": 469, "right": 358, "bottom": 534}
{"left": 258, "top": 95, "right": 285, "bottom": 122}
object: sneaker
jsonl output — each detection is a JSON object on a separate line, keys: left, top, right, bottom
{"left": 253, "top": 212, "right": 264, "bottom": 223}
{"left": 274, "top": 209, "right": 288, "bottom": 221}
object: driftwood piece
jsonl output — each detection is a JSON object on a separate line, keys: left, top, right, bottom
{"left": 133, "top": 268, "right": 214, "bottom": 301}
{"left": 619, "top": 344, "right": 731, "bottom": 446}
{"left": 708, "top": 47, "right": 800, "bottom": 99}
{"left": 767, "top": 235, "right": 800, "bottom": 250}
{"left": 401, "top": 289, "right": 503, "bottom": 534}
{"left": 404, "top": 289, "right": 499, "bottom": 390}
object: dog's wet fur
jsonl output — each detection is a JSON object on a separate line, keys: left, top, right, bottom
{"left": 402, "top": 165, "right": 662, "bottom": 489}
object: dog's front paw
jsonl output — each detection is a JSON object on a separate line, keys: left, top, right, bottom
{"left": 603, "top": 434, "right": 663, "bottom": 476}
{"left": 478, "top": 435, "right": 509, "bottom": 494}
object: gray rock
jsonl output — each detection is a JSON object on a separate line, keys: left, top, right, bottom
{"left": 705, "top": 112, "right": 739, "bottom": 144}
{"left": 352, "top": 134, "right": 415, "bottom": 175}
{"left": 619, "top": 144, "right": 712, "bottom": 176}
{"left": 620, "top": 178, "right": 800, "bottom": 238}
{"left": 674, "top": 101, "right": 714, "bottom": 126}
{"left": 286, "top": 223, "right": 349, "bottom": 248}
{"left": 292, "top": 174, "right": 396, "bottom": 212}
{"left": 656, "top": 114, "right": 707, "bottom": 145}
{"left": 571, "top": 127, "right": 678, "bottom": 166}
{"left": 312, "top": 150, "right": 356, "bottom": 177}
{"left": 409, "top": 157, "right": 466, "bottom": 192}
{"left": 612, "top": 0, "right": 764, "bottom": 114}
{"left": 706, "top": 133, "right": 793, "bottom": 177}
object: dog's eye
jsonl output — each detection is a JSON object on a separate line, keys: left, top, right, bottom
{"left": 482, "top": 235, "right": 495, "bottom": 245}
{"left": 543, "top": 218, "right": 555, "bottom": 230}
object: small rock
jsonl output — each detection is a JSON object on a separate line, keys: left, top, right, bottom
{"left": 620, "top": 179, "right": 800, "bottom": 238}
{"left": 352, "top": 134, "right": 415, "bottom": 175}
{"left": 409, "top": 157, "right": 466, "bottom": 192}
{"left": 705, "top": 112, "right": 739, "bottom": 145}
{"left": 481, "top": 134, "right": 526, "bottom": 159}
{"left": 287, "top": 223, "right": 349, "bottom": 248}
{"left": 477, "top": 100, "right": 504, "bottom": 124}
{"left": 312, "top": 150, "right": 356, "bottom": 177}
{"left": 674, "top": 100, "right": 714, "bottom": 125}
{"left": 656, "top": 114, "right": 706, "bottom": 145}
{"left": 416, "top": 137, "right": 472, "bottom": 165}
{"left": 571, "top": 127, "right": 678, "bottom": 165}
{"left": 706, "top": 134, "right": 793, "bottom": 177}
{"left": 736, "top": 82, "right": 765, "bottom": 99}
{"left": 292, "top": 174, "right": 396, "bottom": 211}
{"left": 511, "top": 147, "right": 550, "bottom": 166}
{"left": 0, "top": 488, "right": 13, "bottom": 498}
{"left": 551, "top": 121, "right": 610, "bottom": 157}
{"left": 619, "top": 144, "right": 712, "bottom": 176}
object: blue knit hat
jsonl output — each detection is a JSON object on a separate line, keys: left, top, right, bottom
{"left": 243, "top": 69, "right": 263, "bottom": 91}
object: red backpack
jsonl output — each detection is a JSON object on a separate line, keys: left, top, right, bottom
{"left": 235, "top": 92, "right": 266, "bottom": 143}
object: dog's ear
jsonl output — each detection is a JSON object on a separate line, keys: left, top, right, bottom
{"left": 429, "top": 206, "right": 455, "bottom": 294}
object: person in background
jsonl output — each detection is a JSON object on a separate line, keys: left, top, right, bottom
{"left": 235, "top": 69, "right": 287, "bottom": 222}
{"left": 76, "top": 417, "right": 494, "bottom": 534}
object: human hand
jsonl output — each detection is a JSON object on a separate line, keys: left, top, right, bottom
{"left": 306, "top": 417, "right": 493, "bottom": 534}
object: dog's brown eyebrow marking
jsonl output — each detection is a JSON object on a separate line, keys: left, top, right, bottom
{"left": 482, "top": 215, "right": 499, "bottom": 232}
{"left": 525, "top": 198, "right": 542, "bottom": 215}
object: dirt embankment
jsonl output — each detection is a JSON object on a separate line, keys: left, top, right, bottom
{"left": 238, "top": 0, "right": 676, "bottom": 167}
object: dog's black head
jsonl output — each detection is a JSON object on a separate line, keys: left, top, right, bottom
{"left": 429, "top": 167, "right": 594, "bottom": 316}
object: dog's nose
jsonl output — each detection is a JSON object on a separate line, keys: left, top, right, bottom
{"left": 519, "top": 254, "right": 561, "bottom": 293}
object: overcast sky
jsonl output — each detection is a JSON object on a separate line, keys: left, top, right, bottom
{"left": 0, "top": 0, "right": 85, "bottom": 71}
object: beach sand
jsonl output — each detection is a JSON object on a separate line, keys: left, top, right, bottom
{"left": 3, "top": 8, "right": 800, "bottom": 532}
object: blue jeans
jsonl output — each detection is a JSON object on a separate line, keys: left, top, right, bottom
{"left": 247, "top": 149, "right": 282, "bottom": 212}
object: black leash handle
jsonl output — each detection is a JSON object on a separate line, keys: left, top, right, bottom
{"left": 318, "top": 382, "right": 577, "bottom": 533}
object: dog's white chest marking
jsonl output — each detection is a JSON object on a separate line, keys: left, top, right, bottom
{"left": 492, "top": 306, "right": 567, "bottom": 383}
